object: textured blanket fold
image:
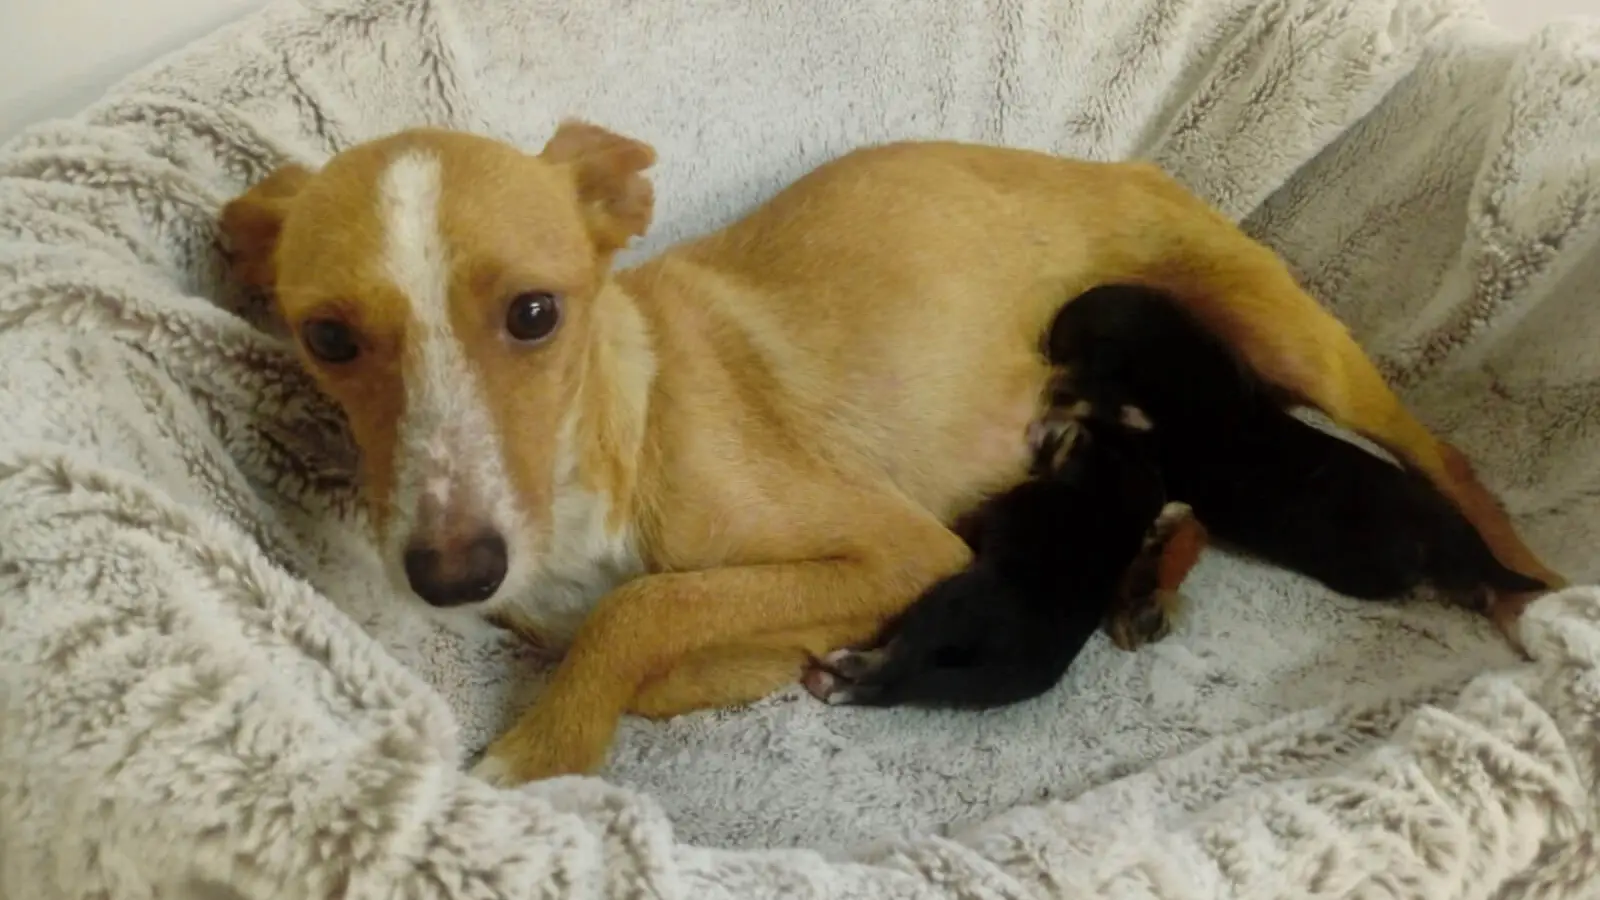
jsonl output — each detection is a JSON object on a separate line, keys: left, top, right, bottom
{"left": 2, "top": 0, "right": 1599, "bottom": 897}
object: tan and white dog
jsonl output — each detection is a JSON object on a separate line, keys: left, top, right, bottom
{"left": 220, "top": 121, "right": 1561, "bottom": 786}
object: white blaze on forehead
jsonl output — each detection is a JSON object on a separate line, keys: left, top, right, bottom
{"left": 378, "top": 151, "right": 528, "bottom": 603}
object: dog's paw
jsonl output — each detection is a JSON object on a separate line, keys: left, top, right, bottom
{"left": 802, "top": 647, "right": 890, "bottom": 705}
{"left": 468, "top": 752, "right": 521, "bottom": 787}
{"left": 466, "top": 711, "right": 614, "bottom": 787}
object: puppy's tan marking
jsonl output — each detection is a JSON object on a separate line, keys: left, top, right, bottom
{"left": 1108, "top": 502, "right": 1208, "bottom": 651}
{"left": 1024, "top": 388, "right": 1198, "bottom": 651}
{"left": 221, "top": 123, "right": 1559, "bottom": 784}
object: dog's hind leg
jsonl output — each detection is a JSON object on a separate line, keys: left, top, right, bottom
{"left": 1087, "top": 168, "right": 1562, "bottom": 634}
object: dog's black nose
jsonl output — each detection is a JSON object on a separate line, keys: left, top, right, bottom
{"left": 402, "top": 531, "right": 509, "bottom": 607}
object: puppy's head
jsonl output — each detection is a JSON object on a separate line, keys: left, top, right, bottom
{"left": 220, "top": 122, "right": 656, "bottom": 614}
{"left": 1029, "top": 369, "right": 1156, "bottom": 476}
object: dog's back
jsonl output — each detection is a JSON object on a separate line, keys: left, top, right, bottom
{"left": 1049, "top": 285, "right": 1546, "bottom": 601}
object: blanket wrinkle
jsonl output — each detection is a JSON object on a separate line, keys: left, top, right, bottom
{"left": 3, "top": 0, "right": 1600, "bottom": 897}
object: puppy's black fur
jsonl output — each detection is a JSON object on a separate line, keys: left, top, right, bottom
{"left": 808, "top": 403, "right": 1166, "bottom": 709}
{"left": 1048, "top": 284, "right": 1547, "bottom": 601}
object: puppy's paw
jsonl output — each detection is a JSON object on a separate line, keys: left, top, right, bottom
{"left": 802, "top": 647, "right": 891, "bottom": 705}
{"left": 800, "top": 662, "right": 850, "bottom": 705}
{"left": 1107, "top": 589, "right": 1178, "bottom": 651}
{"left": 1025, "top": 412, "right": 1076, "bottom": 453}
{"left": 1433, "top": 582, "right": 1491, "bottom": 613}
{"left": 1109, "top": 503, "right": 1201, "bottom": 652}
{"left": 1116, "top": 403, "right": 1153, "bottom": 431}
{"left": 1026, "top": 399, "right": 1090, "bottom": 474}
{"left": 1150, "top": 501, "right": 1194, "bottom": 539}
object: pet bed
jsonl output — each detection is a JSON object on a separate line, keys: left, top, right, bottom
{"left": 2, "top": 0, "right": 1599, "bottom": 896}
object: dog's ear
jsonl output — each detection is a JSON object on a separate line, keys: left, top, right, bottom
{"left": 219, "top": 164, "right": 314, "bottom": 294}
{"left": 539, "top": 119, "right": 656, "bottom": 254}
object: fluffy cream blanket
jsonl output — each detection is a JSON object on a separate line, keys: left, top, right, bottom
{"left": 2, "top": 0, "right": 1599, "bottom": 896}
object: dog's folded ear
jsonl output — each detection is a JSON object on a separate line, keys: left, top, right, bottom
{"left": 539, "top": 119, "right": 656, "bottom": 254}
{"left": 218, "top": 163, "right": 314, "bottom": 294}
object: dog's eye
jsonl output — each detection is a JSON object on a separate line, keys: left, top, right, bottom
{"left": 505, "top": 291, "right": 563, "bottom": 344}
{"left": 302, "top": 318, "right": 360, "bottom": 364}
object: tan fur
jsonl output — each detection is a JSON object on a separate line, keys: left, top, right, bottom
{"left": 220, "top": 121, "right": 1562, "bottom": 785}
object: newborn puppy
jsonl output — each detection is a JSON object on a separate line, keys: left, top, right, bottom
{"left": 804, "top": 282, "right": 1544, "bottom": 711}
{"left": 804, "top": 400, "right": 1171, "bottom": 709}
{"left": 1048, "top": 284, "right": 1548, "bottom": 603}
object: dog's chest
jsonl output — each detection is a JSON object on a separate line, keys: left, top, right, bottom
{"left": 506, "top": 487, "right": 646, "bottom": 648}
{"left": 508, "top": 557, "right": 641, "bottom": 650}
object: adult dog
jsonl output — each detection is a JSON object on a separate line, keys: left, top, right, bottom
{"left": 219, "top": 121, "right": 1558, "bottom": 785}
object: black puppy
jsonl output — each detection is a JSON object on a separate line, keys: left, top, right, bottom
{"left": 1047, "top": 283, "right": 1547, "bottom": 602}
{"left": 804, "top": 284, "right": 1545, "bottom": 711}
{"left": 803, "top": 400, "right": 1173, "bottom": 709}
{"left": 804, "top": 283, "right": 1546, "bottom": 712}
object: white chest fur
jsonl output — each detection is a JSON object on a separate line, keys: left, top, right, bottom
{"left": 500, "top": 411, "right": 645, "bottom": 648}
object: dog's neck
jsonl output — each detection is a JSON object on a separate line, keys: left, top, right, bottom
{"left": 565, "top": 277, "right": 657, "bottom": 534}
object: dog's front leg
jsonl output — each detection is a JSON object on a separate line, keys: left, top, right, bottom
{"left": 625, "top": 619, "right": 885, "bottom": 720}
{"left": 471, "top": 517, "right": 969, "bottom": 786}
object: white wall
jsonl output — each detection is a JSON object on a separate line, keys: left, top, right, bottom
{"left": 0, "top": 0, "right": 1594, "bottom": 140}
{"left": 1484, "top": 0, "right": 1598, "bottom": 33}
{"left": 0, "top": 0, "right": 268, "bottom": 139}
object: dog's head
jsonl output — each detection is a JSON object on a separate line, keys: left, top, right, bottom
{"left": 220, "top": 122, "right": 656, "bottom": 617}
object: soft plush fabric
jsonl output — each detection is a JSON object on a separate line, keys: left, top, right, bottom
{"left": 2, "top": 0, "right": 1599, "bottom": 896}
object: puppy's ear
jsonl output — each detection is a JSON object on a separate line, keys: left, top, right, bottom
{"left": 539, "top": 119, "right": 656, "bottom": 253}
{"left": 219, "top": 164, "right": 314, "bottom": 294}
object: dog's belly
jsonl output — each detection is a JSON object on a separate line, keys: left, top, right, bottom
{"left": 841, "top": 353, "right": 1047, "bottom": 525}
{"left": 897, "top": 396, "right": 1038, "bottom": 522}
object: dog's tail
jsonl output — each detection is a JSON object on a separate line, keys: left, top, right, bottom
{"left": 1477, "top": 559, "right": 1551, "bottom": 594}
{"left": 1424, "top": 499, "right": 1550, "bottom": 595}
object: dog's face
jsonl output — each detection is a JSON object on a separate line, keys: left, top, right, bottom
{"left": 220, "top": 123, "right": 655, "bottom": 614}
